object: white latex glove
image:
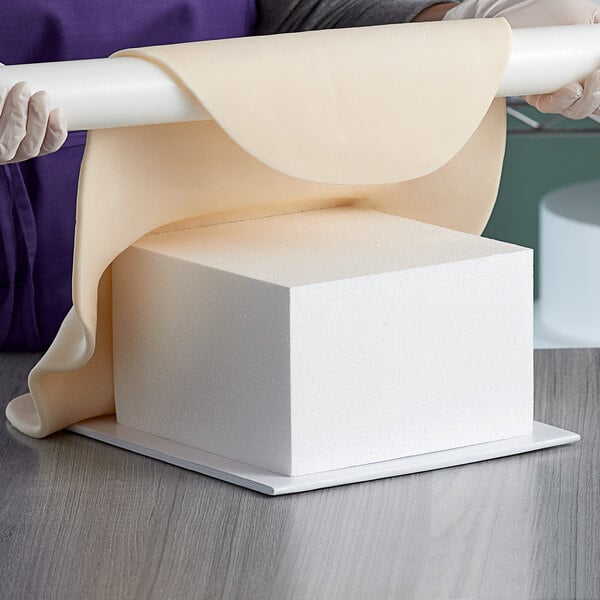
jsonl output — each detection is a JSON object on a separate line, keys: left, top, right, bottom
{"left": 444, "top": 0, "right": 600, "bottom": 119}
{"left": 0, "top": 81, "right": 68, "bottom": 164}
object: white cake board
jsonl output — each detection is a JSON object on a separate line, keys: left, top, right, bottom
{"left": 68, "top": 416, "right": 579, "bottom": 496}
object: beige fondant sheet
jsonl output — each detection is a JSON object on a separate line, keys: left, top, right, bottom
{"left": 6, "top": 19, "right": 511, "bottom": 438}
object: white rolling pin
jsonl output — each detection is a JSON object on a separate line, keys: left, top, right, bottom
{"left": 0, "top": 25, "right": 598, "bottom": 131}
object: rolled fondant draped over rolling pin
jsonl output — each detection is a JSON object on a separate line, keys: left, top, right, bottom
{"left": 6, "top": 19, "right": 512, "bottom": 438}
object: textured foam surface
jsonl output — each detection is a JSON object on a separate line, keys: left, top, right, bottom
{"left": 113, "top": 207, "right": 533, "bottom": 476}
{"left": 133, "top": 207, "right": 524, "bottom": 285}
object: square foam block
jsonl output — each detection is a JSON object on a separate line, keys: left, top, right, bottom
{"left": 112, "top": 207, "right": 533, "bottom": 477}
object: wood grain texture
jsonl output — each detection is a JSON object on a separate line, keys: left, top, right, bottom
{"left": 0, "top": 349, "right": 598, "bottom": 600}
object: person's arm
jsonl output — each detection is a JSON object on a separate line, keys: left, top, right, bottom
{"left": 253, "top": 0, "right": 455, "bottom": 35}
{"left": 413, "top": 2, "right": 458, "bottom": 21}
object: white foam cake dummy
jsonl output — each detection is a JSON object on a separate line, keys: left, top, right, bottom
{"left": 6, "top": 19, "right": 513, "bottom": 438}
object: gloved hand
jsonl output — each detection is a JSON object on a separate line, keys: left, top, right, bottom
{"left": 0, "top": 81, "right": 68, "bottom": 164}
{"left": 444, "top": 0, "right": 600, "bottom": 119}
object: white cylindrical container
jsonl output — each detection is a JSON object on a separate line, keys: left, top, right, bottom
{"left": 538, "top": 180, "right": 600, "bottom": 347}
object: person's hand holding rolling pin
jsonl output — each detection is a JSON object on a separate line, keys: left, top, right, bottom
{"left": 443, "top": 0, "right": 600, "bottom": 119}
{"left": 0, "top": 80, "right": 67, "bottom": 164}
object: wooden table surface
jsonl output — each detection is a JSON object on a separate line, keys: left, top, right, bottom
{"left": 1, "top": 349, "right": 599, "bottom": 600}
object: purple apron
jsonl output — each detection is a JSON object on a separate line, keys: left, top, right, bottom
{"left": 0, "top": 0, "right": 256, "bottom": 350}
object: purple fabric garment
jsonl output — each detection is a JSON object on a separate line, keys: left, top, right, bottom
{"left": 0, "top": 0, "right": 256, "bottom": 350}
